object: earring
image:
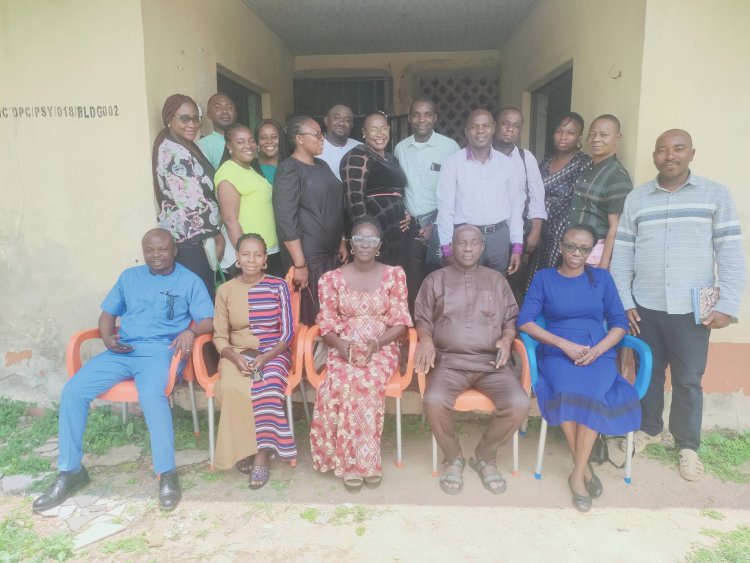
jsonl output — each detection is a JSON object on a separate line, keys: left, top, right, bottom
{"left": 262, "top": 262, "right": 268, "bottom": 270}
{"left": 228, "top": 150, "right": 233, "bottom": 155}
{"left": 376, "top": 251, "right": 380, "bottom": 257}
{"left": 235, "top": 261, "right": 240, "bottom": 268}
{"left": 350, "top": 248, "right": 355, "bottom": 255}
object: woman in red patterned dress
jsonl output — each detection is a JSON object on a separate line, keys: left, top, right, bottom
{"left": 310, "top": 216, "right": 412, "bottom": 491}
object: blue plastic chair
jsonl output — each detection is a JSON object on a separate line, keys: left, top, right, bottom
{"left": 520, "top": 317, "right": 652, "bottom": 484}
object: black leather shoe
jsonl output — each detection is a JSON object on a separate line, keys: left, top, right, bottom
{"left": 568, "top": 475, "right": 593, "bottom": 513}
{"left": 32, "top": 467, "right": 90, "bottom": 513}
{"left": 585, "top": 462, "right": 603, "bottom": 499}
{"left": 159, "top": 471, "right": 181, "bottom": 511}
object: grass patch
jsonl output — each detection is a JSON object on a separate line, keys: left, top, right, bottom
{"left": 381, "top": 414, "right": 429, "bottom": 443}
{"left": 0, "top": 398, "right": 58, "bottom": 477}
{"left": 644, "top": 430, "right": 750, "bottom": 484}
{"left": 201, "top": 471, "right": 224, "bottom": 483}
{"left": 355, "top": 526, "right": 366, "bottom": 536}
{"left": 330, "top": 505, "right": 374, "bottom": 526}
{"left": 101, "top": 534, "right": 148, "bottom": 555}
{"left": 299, "top": 507, "right": 319, "bottom": 523}
{"left": 700, "top": 509, "right": 726, "bottom": 521}
{"left": 687, "top": 526, "right": 750, "bottom": 562}
{"left": 0, "top": 509, "right": 74, "bottom": 562}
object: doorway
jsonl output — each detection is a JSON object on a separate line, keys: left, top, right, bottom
{"left": 530, "top": 68, "right": 573, "bottom": 160}
{"left": 217, "top": 72, "right": 262, "bottom": 131}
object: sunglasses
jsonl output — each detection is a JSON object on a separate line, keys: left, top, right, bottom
{"left": 161, "top": 291, "right": 177, "bottom": 320}
{"left": 351, "top": 235, "right": 381, "bottom": 247}
{"left": 176, "top": 114, "right": 201, "bottom": 124}
{"left": 562, "top": 243, "right": 593, "bottom": 256}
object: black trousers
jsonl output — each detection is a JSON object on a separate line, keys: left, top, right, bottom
{"left": 176, "top": 239, "right": 215, "bottom": 302}
{"left": 404, "top": 217, "right": 437, "bottom": 314}
{"left": 636, "top": 302, "right": 710, "bottom": 451}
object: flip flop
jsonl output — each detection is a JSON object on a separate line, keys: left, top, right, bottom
{"left": 236, "top": 455, "right": 255, "bottom": 475}
{"left": 439, "top": 458, "right": 465, "bottom": 495}
{"left": 364, "top": 475, "right": 382, "bottom": 488}
{"left": 469, "top": 457, "right": 507, "bottom": 495}
{"left": 248, "top": 465, "right": 270, "bottom": 490}
{"left": 344, "top": 477, "right": 363, "bottom": 492}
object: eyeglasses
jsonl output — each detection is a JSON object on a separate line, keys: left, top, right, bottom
{"left": 562, "top": 243, "right": 593, "bottom": 255}
{"left": 351, "top": 235, "right": 381, "bottom": 247}
{"left": 161, "top": 291, "right": 176, "bottom": 320}
{"left": 176, "top": 114, "right": 201, "bottom": 124}
{"left": 364, "top": 126, "right": 390, "bottom": 136}
{"left": 298, "top": 130, "right": 324, "bottom": 140}
{"left": 454, "top": 240, "right": 483, "bottom": 248}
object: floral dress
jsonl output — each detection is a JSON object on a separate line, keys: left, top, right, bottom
{"left": 156, "top": 138, "right": 220, "bottom": 243}
{"left": 310, "top": 266, "right": 412, "bottom": 480}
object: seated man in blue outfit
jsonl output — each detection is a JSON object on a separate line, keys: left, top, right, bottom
{"left": 33, "top": 228, "right": 214, "bottom": 513}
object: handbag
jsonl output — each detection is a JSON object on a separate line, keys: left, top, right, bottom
{"left": 589, "top": 433, "right": 626, "bottom": 469}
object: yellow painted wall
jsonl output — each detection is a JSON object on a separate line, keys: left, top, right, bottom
{"left": 141, "top": 0, "right": 295, "bottom": 140}
{"left": 0, "top": 0, "right": 153, "bottom": 401}
{"left": 634, "top": 0, "right": 750, "bottom": 341}
{"left": 295, "top": 51, "right": 502, "bottom": 115}
{"left": 500, "top": 0, "right": 647, "bottom": 175}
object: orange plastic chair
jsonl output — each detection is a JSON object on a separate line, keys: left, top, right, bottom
{"left": 303, "top": 324, "right": 417, "bottom": 467}
{"left": 191, "top": 271, "right": 306, "bottom": 469}
{"left": 417, "top": 339, "right": 531, "bottom": 477}
{"left": 66, "top": 328, "right": 186, "bottom": 424}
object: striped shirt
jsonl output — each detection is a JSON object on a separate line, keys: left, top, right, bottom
{"left": 567, "top": 155, "right": 632, "bottom": 239}
{"left": 610, "top": 173, "right": 746, "bottom": 318}
{"left": 247, "top": 276, "right": 294, "bottom": 353}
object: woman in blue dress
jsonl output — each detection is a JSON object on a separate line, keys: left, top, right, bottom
{"left": 518, "top": 224, "right": 640, "bottom": 512}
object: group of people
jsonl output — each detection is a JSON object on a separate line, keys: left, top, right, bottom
{"left": 33, "top": 92, "right": 744, "bottom": 515}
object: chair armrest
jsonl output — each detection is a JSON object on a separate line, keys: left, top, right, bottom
{"left": 286, "top": 324, "right": 307, "bottom": 396}
{"left": 619, "top": 335, "right": 653, "bottom": 399}
{"left": 512, "top": 338, "right": 531, "bottom": 395}
{"left": 303, "top": 324, "right": 326, "bottom": 390}
{"left": 165, "top": 350, "right": 184, "bottom": 395}
{"left": 191, "top": 333, "right": 219, "bottom": 398}
{"left": 398, "top": 328, "right": 417, "bottom": 392}
{"left": 65, "top": 328, "right": 102, "bottom": 377}
{"left": 519, "top": 332, "right": 540, "bottom": 388}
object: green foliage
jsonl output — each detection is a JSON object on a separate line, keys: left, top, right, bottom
{"left": 644, "top": 430, "right": 750, "bottom": 484}
{"left": 0, "top": 509, "right": 74, "bottom": 562}
{"left": 299, "top": 507, "right": 319, "bottom": 523}
{"left": 688, "top": 526, "right": 750, "bottom": 562}
{"left": 101, "top": 534, "right": 148, "bottom": 555}
{"left": 0, "top": 398, "right": 58, "bottom": 476}
{"left": 330, "top": 505, "right": 373, "bottom": 525}
{"left": 700, "top": 509, "right": 726, "bottom": 521}
{"left": 355, "top": 526, "right": 366, "bottom": 537}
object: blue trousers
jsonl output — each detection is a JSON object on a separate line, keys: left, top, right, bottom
{"left": 58, "top": 348, "right": 176, "bottom": 474}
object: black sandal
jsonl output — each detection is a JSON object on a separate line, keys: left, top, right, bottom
{"left": 249, "top": 465, "right": 270, "bottom": 490}
{"left": 236, "top": 455, "right": 255, "bottom": 475}
{"left": 469, "top": 457, "right": 507, "bottom": 495}
{"left": 439, "top": 458, "right": 465, "bottom": 495}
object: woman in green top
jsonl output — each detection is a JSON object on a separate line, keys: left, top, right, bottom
{"left": 216, "top": 124, "right": 282, "bottom": 276}
{"left": 253, "top": 119, "right": 287, "bottom": 185}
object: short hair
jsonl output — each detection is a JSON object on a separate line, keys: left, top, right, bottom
{"left": 409, "top": 96, "right": 436, "bottom": 114}
{"left": 285, "top": 115, "right": 314, "bottom": 147}
{"left": 236, "top": 233, "right": 267, "bottom": 254}
{"left": 560, "top": 223, "right": 598, "bottom": 287}
{"left": 351, "top": 215, "right": 382, "bottom": 238}
{"left": 254, "top": 118, "right": 289, "bottom": 161}
{"left": 556, "top": 112, "right": 585, "bottom": 134}
{"left": 326, "top": 103, "right": 353, "bottom": 116}
{"left": 207, "top": 92, "right": 234, "bottom": 107}
{"left": 497, "top": 107, "right": 523, "bottom": 122}
{"left": 592, "top": 114, "right": 621, "bottom": 132}
{"left": 452, "top": 224, "right": 485, "bottom": 245}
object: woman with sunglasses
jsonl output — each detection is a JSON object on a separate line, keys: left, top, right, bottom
{"left": 272, "top": 115, "right": 348, "bottom": 325}
{"left": 212, "top": 233, "right": 296, "bottom": 489}
{"left": 518, "top": 224, "right": 640, "bottom": 512}
{"left": 152, "top": 94, "right": 223, "bottom": 300}
{"left": 310, "top": 216, "right": 412, "bottom": 491}
{"left": 340, "top": 111, "right": 409, "bottom": 267}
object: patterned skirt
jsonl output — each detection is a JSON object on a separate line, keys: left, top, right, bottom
{"left": 252, "top": 352, "right": 296, "bottom": 459}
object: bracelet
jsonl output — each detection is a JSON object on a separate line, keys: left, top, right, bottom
{"left": 294, "top": 263, "right": 307, "bottom": 269}
{"left": 186, "top": 328, "right": 197, "bottom": 337}
{"left": 440, "top": 244, "right": 453, "bottom": 257}
{"left": 511, "top": 243, "right": 523, "bottom": 255}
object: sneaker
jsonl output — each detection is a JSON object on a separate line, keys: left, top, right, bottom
{"left": 679, "top": 449, "right": 704, "bottom": 481}
{"left": 661, "top": 431, "right": 676, "bottom": 449}
{"left": 620, "top": 430, "right": 662, "bottom": 454}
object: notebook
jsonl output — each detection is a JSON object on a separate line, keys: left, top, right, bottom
{"left": 691, "top": 287, "right": 720, "bottom": 324}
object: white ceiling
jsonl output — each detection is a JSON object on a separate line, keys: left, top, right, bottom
{"left": 242, "top": 0, "right": 539, "bottom": 55}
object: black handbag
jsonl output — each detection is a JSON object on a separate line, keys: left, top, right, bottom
{"left": 589, "top": 433, "right": 626, "bottom": 468}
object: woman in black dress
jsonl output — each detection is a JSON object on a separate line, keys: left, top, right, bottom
{"left": 272, "top": 115, "right": 348, "bottom": 325}
{"left": 340, "top": 112, "right": 410, "bottom": 267}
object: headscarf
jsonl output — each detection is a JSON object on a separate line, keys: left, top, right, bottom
{"left": 151, "top": 94, "right": 216, "bottom": 205}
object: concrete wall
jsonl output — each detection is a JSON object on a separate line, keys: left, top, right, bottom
{"left": 295, "top": 51, "right": 502, "bottom": 115}
{"left": 500, "top": 0, "right": 647, "bottom": 174}
{"left": 141, "top": 0, "right": 295, "bottom": 139}
{"left": 0, "top": 0, "right": 154, "bottom": 402}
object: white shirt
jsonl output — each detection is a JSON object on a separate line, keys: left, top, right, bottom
{"left": 507, "top": 146, "right": 547, "bottom": 221}
{"left": 319, "top": 137, "right": 359, "bottom": 181}
{"left": 436, "top": 147, "right": 523, "bottom": 246}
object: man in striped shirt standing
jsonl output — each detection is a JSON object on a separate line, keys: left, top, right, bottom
{"left": 611, "top": 129, "right": 746, "bottom": 481}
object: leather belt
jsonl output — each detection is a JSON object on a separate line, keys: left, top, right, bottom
{"left": 473, "top": 221, "right": 504, "bottom": 234}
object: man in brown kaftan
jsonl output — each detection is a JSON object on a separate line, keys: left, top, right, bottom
{"left": 414, "top": 225, "right": 529, "bottom": 495}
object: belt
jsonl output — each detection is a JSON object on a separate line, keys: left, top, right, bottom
{"left": 473, "top": 221, "right": 504, "bottom": 234}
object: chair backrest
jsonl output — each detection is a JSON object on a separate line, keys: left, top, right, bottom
{"left": 192, "top": 333, "right": 219, "bottom": 396}
{"left": 284, "top": 267, "right": 305, "bottom": 395}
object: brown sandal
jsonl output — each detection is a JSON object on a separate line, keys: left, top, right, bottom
{"left": 236, "top": 455, "right": 255, "bottom": 475}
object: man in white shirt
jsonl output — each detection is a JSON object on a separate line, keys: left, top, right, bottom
{"left": 437, "top": 110, "right": 524, "bottom": 277}
{"left": 493, "top": 108, "right": 546, "bottom": 296}
{"left": 395, "top": 97, "right": 460, "bottom": 310}
{"left": 318, "top": 104, "right": 359, "bottom": 180}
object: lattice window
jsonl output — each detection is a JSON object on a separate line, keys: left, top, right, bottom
{"left": 420, "top": 74, "right": 500, "bottom": 147}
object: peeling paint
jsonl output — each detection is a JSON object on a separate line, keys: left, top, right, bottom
{"left": 4, "top": 349, "right": 32, "bottom": 366}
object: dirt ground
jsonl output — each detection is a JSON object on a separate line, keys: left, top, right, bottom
{"left": 3, "top": 417, "right": 749, "bottom": 562}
